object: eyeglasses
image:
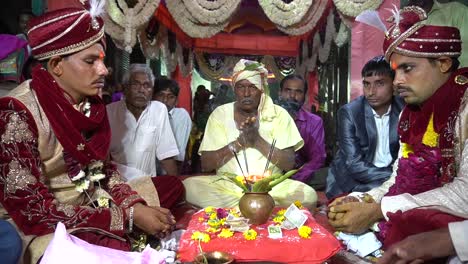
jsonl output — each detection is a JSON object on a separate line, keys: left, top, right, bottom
{"left": 129, "top": 82, "right": 152, "bottom": 90}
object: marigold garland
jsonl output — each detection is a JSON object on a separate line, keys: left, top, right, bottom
{"left": 401, "top": 143, "right": 414, "bottom": 159}
{"left": 218, "top": 229, "right": 234, "bottom": 238}
{"left": 294, "top": 200, "right": 304, "bottom": 209}
{"left": 243, "top": 229, "right": 258, "bottom": 240}
{"left": 422, "top": 113, "right": 439, "bottom": 147}
{"left": 298, "top": 226, "right": 312, "bottom": 239}
{"left": 401, "top": 113, "right": 439, "bottom": 158}
{"left": 191, "top": 231, "right": 211, "bottom": 243}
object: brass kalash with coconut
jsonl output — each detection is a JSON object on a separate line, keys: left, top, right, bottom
{"left": 219, "top": 137, "right": 298, "bottom": 226}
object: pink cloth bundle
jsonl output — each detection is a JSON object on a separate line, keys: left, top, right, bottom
{"left": 40, "top": 223, "right": 166, "bottom": 264}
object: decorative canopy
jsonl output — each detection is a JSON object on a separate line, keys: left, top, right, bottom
{"left": 101, "top": 0, "right": 382, "bottom": 77}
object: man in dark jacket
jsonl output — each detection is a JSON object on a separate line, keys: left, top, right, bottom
{"left": 326, "top": 55, "right": 404, "bottom": 198}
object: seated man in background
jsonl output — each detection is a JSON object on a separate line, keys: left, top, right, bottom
{"left": 326, "top": 55, "right": 404, "bottom": 198}
{"left": 153, "top": 77, "right": 192, "bottom": 172}
{"left": 328, "top": 7, "right": 468, "bottom": 247}
{"left": 107, "top": 64, "right": 179, "bottom": 178}
{"left": 183, "top": 59, "right": 317, "bottom": 208}
{"left": 277, "top": 74, "right": 326, "bottom": 184}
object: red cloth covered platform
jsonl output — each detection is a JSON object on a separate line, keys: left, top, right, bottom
{"left": 178, "top": 207, "right": 341, "bottom": 263}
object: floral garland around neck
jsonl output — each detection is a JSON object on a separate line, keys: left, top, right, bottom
{"left": 401, "top": 113, "right": 439, "bottom": 158}
{"left": 70, "top": 99, "right": 109, "bottom": 208}
{"left": 72, "top": 160, "right": 109, "bottom": 208}
{"left": 332, "top": 0, "right": 383, "bottom": 17}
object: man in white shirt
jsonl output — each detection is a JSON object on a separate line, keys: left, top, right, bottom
{"left": 107, "top": 64, "right": 179, "bottom": 179}
{"left": 326, "top": 56, "right": 404, "bottom": 198}
{"left": 153, "top": 78, "right": 192, "bottom": 171}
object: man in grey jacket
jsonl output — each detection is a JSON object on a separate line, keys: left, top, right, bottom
{"left": 326, "top": 56, "right": 404, "bottom": 198}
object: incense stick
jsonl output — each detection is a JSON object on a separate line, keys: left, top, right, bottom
{"left": 242, "top": 136, "right": 250, "bottom": 177}
{"left": 262, "top": 139, "right": 276, "bottom": 177}
{"left": 232, "top": 151, "right": 246, "bottom": 178}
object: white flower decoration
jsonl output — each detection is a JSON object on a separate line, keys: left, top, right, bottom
{"left": 90, "top": 173, "right": 106, "bottom": 182}
{"left": 75, "top": 179, "right": 90, "bottom": 193}
{"left": 88, "top": 160, "right": 104, "bottom": 170}
{"left": 71, "top": 170, "right": 86, "bottom": 181}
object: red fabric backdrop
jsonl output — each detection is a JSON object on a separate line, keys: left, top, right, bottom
{"left": 171, "top": 66, "right": 193, "bottom": 117}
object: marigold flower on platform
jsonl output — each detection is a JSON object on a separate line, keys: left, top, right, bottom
{"left": 218, "top": 229, "right": 234, "bottom": 238}
{"left": 198, "top": 217, "right": 205, "bottom": 222}
{"left": 229, "top": 209, "right": 240, "bottom": 217}
{"left": 294, "top": 200, "right": 304, "bottom": 209}
{"left": 298, "top": 226, "right": 312, "bottom": 239}
{"left": 206, "top": 227, "right": 218, "bottom": 233}
{"left": 204, "top": 206, "right": 215, "bottom": 213}
{"left": 276, "top": 209, "right": 286, "bottom": 216}
{"left": 209, "top": 213, "right": 217, "bottom": 220}
{"left": 243, "top": 229, "right": 257, "bottom": 240}
{"left": 273, "top": 215, "right": 285, "bottom": 224}
{"left": 207, "top": 219, "right": 224, "bottom": 228}
{"left": 191, "top": 231, "right": 210, "bottom": 243}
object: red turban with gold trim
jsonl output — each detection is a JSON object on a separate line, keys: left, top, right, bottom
{"left": 383, "top": 6, "right": 461, "bottom": 61}
{"left": 27, "top": 6, "right": 105, "bottom": 61}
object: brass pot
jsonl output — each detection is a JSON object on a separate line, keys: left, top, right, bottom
{"left": 194, "top": 251, "right": 234, "bottom": 264}
{"left": 239, "top": 192, "right": 275, "bottom": 225}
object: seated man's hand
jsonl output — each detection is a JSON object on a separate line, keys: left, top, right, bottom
{"left": 132, "top": 203, "right": 176, "bottom": 238}
{"left": 377, "top": 227, "right": 454, "bottom": 264}
{"left": 327, "top": 196, "right": 360, "bottom": 222}
{"left": 238, "top": 116, "right": 260, "bottom": 147}
{"left": 328, "top": 202, "right": 383, "bottom": 234}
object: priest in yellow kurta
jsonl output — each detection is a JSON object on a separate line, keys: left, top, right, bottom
{"left": 183, "top": 59, "right": 317, "bottom": 208}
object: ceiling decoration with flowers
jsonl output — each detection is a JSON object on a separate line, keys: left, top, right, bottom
{"left": 103, "top": 0, "right": 381, "bottom": 77}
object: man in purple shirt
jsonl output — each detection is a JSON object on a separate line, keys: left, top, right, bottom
{"left": 277, "top": 74, "right": 326, "bottom": 183}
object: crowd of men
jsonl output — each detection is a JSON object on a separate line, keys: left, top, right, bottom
{"left": 0, "top": 0, "right": 467, "bottom": 264}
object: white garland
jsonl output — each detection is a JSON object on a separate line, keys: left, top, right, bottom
{"left": 334, "top": 21, "right": 350, "bottom": 47}
{"left": 259, "top": 0, "right": 313, "bottom": 28}
{"left": 277, "top": 0, "right": 329, "bottom": 36}
{"left": 261, "top": 55, "right": 287, "bottom": 81}
{"left": 104, "top": 0, "right": 160, "bottom": 53}
{"left": 139, "top": 22, "right": 167, "bottom": 59}
{"left": 182, "top": 0, "right": 241, "bottom": 25}
{"left": 177, "top": 44, "right": 194, "bottom": 77}
{"left": 194, "top": 52, "right": 239, "bottom": 82}
{"left": 333, "top": 0, "right": 383, "bottom": 17}
{"left": 296, "top": 12, "right": 340, "bottom": 75}
{"left": 160, "top": 32, "right": 178, "bottom": 74}
{"left": 166, "top": 0, "right": 237, "bottom": 38}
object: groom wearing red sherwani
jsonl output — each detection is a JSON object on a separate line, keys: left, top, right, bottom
{"left": 0, "top": 3, "right": 183, "bottom": 263}
{"left": 327, "top": 5, "right": 468, "bottom": 250}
